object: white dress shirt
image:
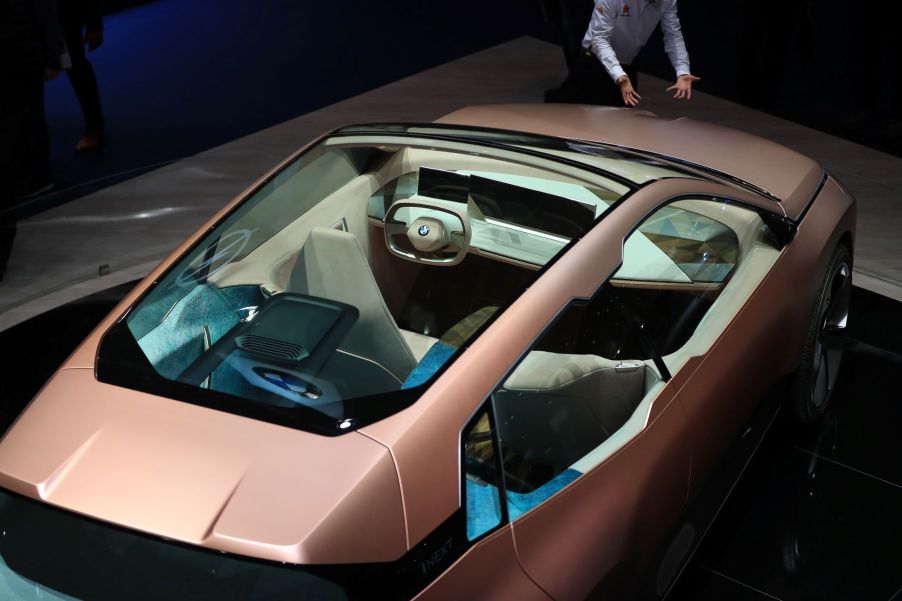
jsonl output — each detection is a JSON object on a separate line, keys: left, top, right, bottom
{"left": 582, "top": 0, "right": 691, "bottom": 82}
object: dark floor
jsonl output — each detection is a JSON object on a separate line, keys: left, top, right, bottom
{"left": 0, "top": 286, "right": 900, "bottom": 601}
{"left": 638, "top": 1, "right": 902, "bottom": 161}
{"left": 670, "top": 288, "right": 902, "bottom": 601}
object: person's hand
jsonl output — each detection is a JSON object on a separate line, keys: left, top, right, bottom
{"left": 86, "top": 30, "right": 103, "bottom": 51}
{"left": 666, "top": 74, "right": 701, "bottom": 99}
{"left": 44, "top": 67, "right": 61, "bottom": 81}
{"left": 618, "top": 75, "right": 641, "bottom": 107}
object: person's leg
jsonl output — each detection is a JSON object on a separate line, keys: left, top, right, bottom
{"left": 18, "top": 67, "right": 53, "bottom": 194}
{"left": 888, "top": 4, "right": 902, "bottom": 123}
{"left": 543, "top": 0, "right": 569, "bottom": 101}
{"left": 574, "top": 50, "right": 624, "bottom": 106}
{"left": 557, "top": 0, "right": 595, "bottom": 92}
{"left": 0, "top": 70, "right": 22, "bottom": 281}
{"left": 0, "top": 69, "right": 21, "bottom": 203}
{"left": 62, "top": 19, "right": 105, "bottom": 145}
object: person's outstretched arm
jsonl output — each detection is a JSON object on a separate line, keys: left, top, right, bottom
{"left": 660, "top": 1, "right": 699, "bottom": 99}
{"left": 586, "top": 0, "right": 641, "bottom": 106}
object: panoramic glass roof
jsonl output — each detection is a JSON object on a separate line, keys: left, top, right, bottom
{"left": 96, "top": 126, "right": 709, "bottom": 435}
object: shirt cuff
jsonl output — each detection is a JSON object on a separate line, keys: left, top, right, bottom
{"left": 675, "top": 64, "right": 691, "bottom": 78}
{"left": 609, "top": 64, "right": 627, "bottom": 83}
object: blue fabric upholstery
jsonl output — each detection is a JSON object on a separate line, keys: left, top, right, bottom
{"left": 134, "top": 284, "right": 264, "bottom": 383}
{"left": 507, "top": 469, "right": 581, "bottom": 520}
{"left": 466, "top": 478, "right": 503, "bottom": 541}
{"left": 464, "top": 468, "right": 582, "bottom": 541}
{"left": 401, "top": 341, "right": 456, "bottom": 389}
{"left": 128, "top": 284, "right": 197, "bottom": 340}
{"left": 136, "top": 284, "right": 238, "bottom": 380}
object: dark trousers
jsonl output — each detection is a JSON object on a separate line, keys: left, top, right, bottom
{"left": 0, "top": 68, "right": 28, "bottom": 281}
{"left": 574, "top": 50, "right": 638, "bottom": 107}
{"left": 550, "top": 0, "right": 595, "bottom": 91}
{"left": 3, "top": 67, "right": 52, "bottom": 190}
{"left": 62, "top": 20, "right": 104, "bottom": 131}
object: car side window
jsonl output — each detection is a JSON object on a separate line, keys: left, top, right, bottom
{"left": 462, "top": 407, "right": 504, "bottom": 541}
{"left": 483, "top": 198, "right": 783, "bottom": 523}
{"left": 613, "top": 197, "right": 781, "bottom": 375}
{"left": 491, "top": 283, "right": 658, "bottom": 522}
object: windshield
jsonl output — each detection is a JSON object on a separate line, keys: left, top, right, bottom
{"left": 97, "top": 130, "right": 633, "bottom": 435}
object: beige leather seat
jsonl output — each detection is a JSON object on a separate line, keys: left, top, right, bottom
{"left": 494, "top": 351, "right": 654, "bottom": 478}
{"left": 289, "top": 227, "right": 419, "bottom": 381}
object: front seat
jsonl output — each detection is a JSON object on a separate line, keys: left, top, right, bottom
{"left": 493, "top": 351, "right": 650, "bottom": 486}
{"left": 288, "top": 226, "right": 418, "bottom": 382}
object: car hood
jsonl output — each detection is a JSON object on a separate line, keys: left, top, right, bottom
{"left": 0, "top": 368, "right": 407, "bottom": 565}
{"left": 437, "top": 104, "right": 824, "bottom": 220}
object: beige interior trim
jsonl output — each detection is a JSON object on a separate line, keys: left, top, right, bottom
{"left": 609, "top": 279, "right": 723, "bottom": 293}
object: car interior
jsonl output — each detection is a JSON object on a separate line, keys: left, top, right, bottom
{"left": 122, "top": 137, "right": 781, "bottom": 498}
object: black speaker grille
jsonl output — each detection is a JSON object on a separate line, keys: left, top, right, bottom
{"left": 235, "top": 334, "right": 308, "bottom": 362}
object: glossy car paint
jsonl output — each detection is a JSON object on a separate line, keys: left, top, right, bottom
{"left": 0, "top": 105, "right": 857, "bottom": 599}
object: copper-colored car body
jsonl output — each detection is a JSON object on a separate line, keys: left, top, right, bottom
{"left": 0, "top": 105, "right": 855, "bottom": 600}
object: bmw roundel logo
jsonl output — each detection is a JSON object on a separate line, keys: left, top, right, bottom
{"left": 418, "top": 224, "right": 430, "bottom": 236}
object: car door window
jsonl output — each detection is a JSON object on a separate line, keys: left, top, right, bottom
{"left": 462, "top": 407, "right": 505, "bottom": 541}
{"left": 479, "top": 197, "right": 783, "bottom": 523}
{"left": 613, "top": 197, "right": 782, "bottom": 375}
{"left": 489, "top": 281, "right": 661, "bottom": 522}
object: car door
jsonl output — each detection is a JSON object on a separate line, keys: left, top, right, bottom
{"left": 475, "top": 187, "right": 788, "bottom": 600}
{"left": 641, "top": 196, "right": 787, "bottom": 487}
{"left": 384, "top": 178, "right": 788, "bottom": 601}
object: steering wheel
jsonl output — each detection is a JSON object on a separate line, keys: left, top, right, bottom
{"left": 383, "top": 198, "right": 472, "bottom": 266}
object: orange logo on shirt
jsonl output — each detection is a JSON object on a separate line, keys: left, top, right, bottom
{"left": 623, "top": 3, "right": 631, "bottom": 14}
{"left": 597, "top": 5, "right": 604, "bottom": 13}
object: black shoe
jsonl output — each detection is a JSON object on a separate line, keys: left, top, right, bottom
{"left": 75, "top": 127, "right": 105, "bottom": 153}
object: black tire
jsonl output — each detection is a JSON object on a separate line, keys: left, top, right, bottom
{"left": 790, "top": 243, "right": 853, "bottom": 424}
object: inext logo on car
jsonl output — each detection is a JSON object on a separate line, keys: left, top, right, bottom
{"left": 419, "top": 537, "right": 455, "bottom": 576}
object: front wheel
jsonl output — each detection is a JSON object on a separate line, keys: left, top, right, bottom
{"left": 790, "top": 244, "right": 852, "bottom": 424}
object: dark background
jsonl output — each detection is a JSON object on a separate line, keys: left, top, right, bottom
{"left": 36, "top": 0, "right": 548, "bottom": 211}
{"left": 32, "top": 0, "right": 901, "bottom": 213}
{"left": 639, "top": 1, "right": 901, "bottom": 155}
